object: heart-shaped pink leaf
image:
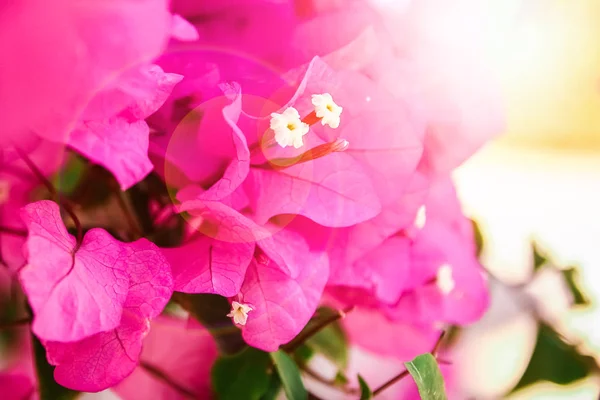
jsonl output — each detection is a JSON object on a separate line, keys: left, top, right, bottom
{"left": 45, "top": 235, "right": 173, "bottom": 391}
{"left": 20, "top": 200, "right": 173, "bottom": 344}
{"left": 20, "top": 201, "right": 130, "bottom": 342}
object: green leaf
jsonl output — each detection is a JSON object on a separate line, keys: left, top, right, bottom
{"left": 561, "top": 267, "right": 590, "bottom": 306}
{"left": 334, "top": 371, "right": 349, "bottom": 386}
{"left": 212, "top": 347, "right": 271, "bottom": 400}
{"left": 270, "top": 350, "right": 308, "bottom": 400}
{"left": 511, "top": 323, "right": 596, "bottom": 393}
{"left": 32, "top": 334, "right": 79, "bottom": 400}
{"left": 404, "top": 353, "right": 447, "bottom": 400}
{"left": 532, "top": 242, "right": 548, "bottom": 272}
{"left": 260, "top": 374, "right": 282, "bottom": 400}
{"left": 0, "top": 299, "right": 24, "bottom": 353}
{"left": 294, "top": 344, "right": 315, "bottom": 366}
{"left": 358, "top": 375, "right": 373, "bottom": 400}
{"left": 67, "top": 165, "right": 114, "bottom": 208}
{"left": 305, "top": 320, "right": 348, "bottom": 369}
{"left": 529, "top": 242, "right": 590, "bottom": 307}
{"left": 52, "top": 154, "right": 86, "bottom": 195}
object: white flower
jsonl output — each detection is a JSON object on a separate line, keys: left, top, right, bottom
{"left": 311, "top": 93, "right": 343, "bottom": 129}
{"left": 270, "top": 107, "right": 310, "bottom": 149}
{"left": 227, "top": 301, "right": 254, "bottom": 326}
{"left": 0, "top": 180, "right": 10, "bottom": 205}
{"left": 436, "top": 264, "right": 455, "bottom": 295}
{"left": 414, "top": 205, "right": 427, "bottom": 229}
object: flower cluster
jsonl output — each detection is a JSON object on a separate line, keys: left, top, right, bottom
{"left": 0, "top": 0, "right": 504, "bottom": 397}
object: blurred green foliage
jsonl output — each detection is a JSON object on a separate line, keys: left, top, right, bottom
{"left": 511, "top": 324, "right": 597, "bottom": 392}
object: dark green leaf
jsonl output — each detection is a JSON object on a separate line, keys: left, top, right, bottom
{"left": 260, "top": 374, "right": 282, "bottom": 400}
{"left": 0, "top": 295, "right": 24, "bottom": 352}
{"left": 561, "top": 267, "right": 590, "bottom": 306}
{"left": 305, "top": 321, "right": 348, "bottom": 369}
{"left": 529, "top": 242, "right": 590, "bottom": 307}
{"left": 67, "top": 165, "right": 114, "bottom": 208}
{"left": 174, "top": 292, "right": 246, "bottom": 355}
{"left": 404, "top": 353, "right": 447, "bottom": 400}
{"left": 358, "top": 375, "right": 373, "bottom": 400}
{"left": 294, "top": 344, "right": 315, "bottom": 366}
{"left": 334, "top": 371, "right": 349, "bottom": 386}
{"left": 52, "top": 154, "right": 86, "bottom": 196}
{"left": 511, "top": 323, "right": 596, "bottom": 393}
{"left": 471, "top": 219, "right": 484, "bottom": 258}
{"left": 32, "top": 334, "right": 79, "bottom": 400}
{"left": 532, "top": 242, "right": 548, "bottom": 272}
{"left": 270, "top": 350, "right": 307, "bottom": 400}
{"left": 212, "top": 347, "right": 271, "bottom": 400}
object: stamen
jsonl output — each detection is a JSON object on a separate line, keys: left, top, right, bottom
{"left": 301, "top": 110, "right": 320, "bottom": 126}
{"left": 258, "top": 138, "right": 350, "bottom": 169}
{"left": 270, "top": 107, "right": 309, "bottom": 149}
{"left": 311, "top": 93, "right": 343, "bottom": 129}
{"left": 252, "top": 93, "right": 342, "bottom": 155}
{"left": 227, "top": 301, "right": 253, "bottom": 326}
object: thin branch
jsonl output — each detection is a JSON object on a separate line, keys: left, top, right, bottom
{"left": 372, "top": 370, "right": 410, "bottom": 396}
{"left": 13, "top": 146, "right": 83, "bottom": 248}
{"left": 114, "top": 190, "right": 144, "bottom": 240}
{"left": 432, "top": 331, "right": 446, "bottom": 356}
{"left": 140, "top": 361, "right": 197, "bottom": 399}
{"left": 302, "top": 365, "right": 359, "bottom": 395}
{"left": 372, "top": 330, "right": 447, "bottom": 397}
{"left": 0, "top": 317, "right": 31, "bottom": 330}
{"left": 0, "top": 226, "right": 28, "bottom": 237}
{"left": 283, "top": 306, "right": 355, "bottom": 353}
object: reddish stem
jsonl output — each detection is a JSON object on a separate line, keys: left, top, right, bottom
{"left": 0, "top": 226, "right": 28, "bottom": 237}
{"left": 114, "top": 189, "right": 144, "bottom": 240}
{"left": 372, "top": 370, "right": 410, "bottom": 396}
{"left": 372, "top": 331, "right": 448, "bottom": 397}
{"left": 140, "top": 361, "right": 197, "bottom": 399}
{"left": 13, "top": 146, "right": 83, "bottom": 249}
{"left": 0, "top": 317, "right": 31, "bottom": 330}
{"left": 283, "top": 306, "right": 354, "bottom": 353}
